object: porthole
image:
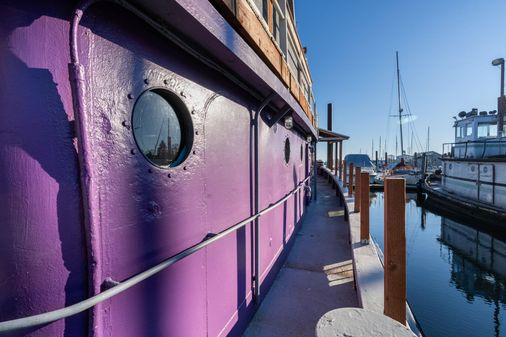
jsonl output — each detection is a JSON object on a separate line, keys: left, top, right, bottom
{"left": 284, "top": 138, "right": 290, "bottom": 163}
{"left": 483, "top": 166, "right": 488, "bottom": 173}
{"left": 132, "top": 89, "right": 193, "bottom": 168}
{"left": 471, "top": 165, "right": 475, "bottom": 172}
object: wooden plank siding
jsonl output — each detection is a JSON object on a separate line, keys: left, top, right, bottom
{"left": 210, "top": 0, "right": 315, "bottom": 126}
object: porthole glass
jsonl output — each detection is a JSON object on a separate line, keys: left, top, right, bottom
{"left": 284, "top": 138, "right": 290, "bottom": 163}
{"left": 132, "top": 89, "right": 193, "bottom": 168}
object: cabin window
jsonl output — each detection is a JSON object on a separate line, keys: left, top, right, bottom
{"left": 253, "top": 0, "right": 269, "bottom": 22}
{"left": 284, "top": 138, "right": 291, "bottom": 163}
{"left": 466, "top": 124, "right": 473, "bottom": 137}
{"left": 300, "top": 74, "right": 310, "bottom": 103}
{"left": 287, "top": 0, "right": 294, "bottom": 18}
{"left": 477, "top": 122, "right": 497, "bottom": 138}
{"left": 132, "top": 89, "right": 193, "bottom": 168}
{"left": 287, "top": 34, "right": 298, "bottom": 78}
{"left": 272, "top": 4, "right": 282, "bottom": 46}
{"left": 456, "top": 125, "right": 465, "bottom": 138}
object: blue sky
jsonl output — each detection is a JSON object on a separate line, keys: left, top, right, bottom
{"left": 295, "top": 0, "right": 506, "bottom": 160}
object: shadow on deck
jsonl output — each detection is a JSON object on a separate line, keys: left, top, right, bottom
{"left": 244, "top": 176, "right": 359, "bottom": 337}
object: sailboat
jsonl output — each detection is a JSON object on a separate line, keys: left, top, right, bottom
{"left": 380, "top": 52, "right": 424, "bottom": 188}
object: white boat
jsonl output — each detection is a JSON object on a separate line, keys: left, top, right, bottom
{"left": 381, "top": 159, "right": 423, "bottom": 188}
{"left": 437, "top": 109, "right": 506, "bottom": 210}
{"left": 378, "top": 52, "right": 424, "bottom": 189}
{"left": 424, "top": 58, "right": 506, "bottom": 221}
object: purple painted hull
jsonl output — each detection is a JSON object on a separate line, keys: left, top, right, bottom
{"left": 0, "top": 1, "right": 315, "bottom": 336}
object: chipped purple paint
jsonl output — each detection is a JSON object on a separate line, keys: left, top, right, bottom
{"left": 0, "top": 1, "right": 315, "bottom": 337}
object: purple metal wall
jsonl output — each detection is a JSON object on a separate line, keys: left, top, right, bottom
{"left": 0, "top": 1, "right": 310, "bottom": 337}
{"left": 0, "top": 2, "right": 88, "bottom": 337}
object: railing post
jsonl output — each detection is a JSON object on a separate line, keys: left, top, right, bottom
{"left": 384, "top": 178, "right": 406, "bottom": 325}
{"left": 343, "top": 159, "right": 347, "bottom": 185}
{"left": 348, "top": 163, "right": 354, "bottom": 197}
{"left": 335, "top": 141, "right": 338, "bottom": 176}
{"left": 339, "top": 141, "right": 343, "bottom": 181}
{"left": 354, "top": 166, "right": 361, "bottom": 212}
{"left": 360, "top": 172, "right": 370, "bottom": 243}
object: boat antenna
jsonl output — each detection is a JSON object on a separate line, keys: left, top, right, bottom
{"left": 396, "top": 51, "right": 404, "bottom": 157}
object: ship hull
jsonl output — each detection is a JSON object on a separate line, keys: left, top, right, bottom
{"left": 440, "top": 159, "right": 506, "bottom": 210}
{"left": 0, "top": 1, "right": 316, "bottom": 336}
{"left": 423, "top": 158, "right": 506, "bottom": 230}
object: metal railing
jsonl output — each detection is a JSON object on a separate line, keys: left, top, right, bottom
{"left": 442, "top": 140, "right": 506, "bottom": 159}
{"left": 0, "top": 174, "right": 312, "bottom": 332}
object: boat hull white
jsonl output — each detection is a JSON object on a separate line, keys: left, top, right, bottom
{"left": 442, "top": 159, "right": 506, "bottom": 210}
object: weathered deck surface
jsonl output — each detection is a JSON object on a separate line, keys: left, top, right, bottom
{"left": 244, "top": 176, "right": 359, "bottom": 337}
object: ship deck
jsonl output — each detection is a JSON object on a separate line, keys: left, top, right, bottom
{"left": 244, "top": 176, "right": 359, "bottom": 337}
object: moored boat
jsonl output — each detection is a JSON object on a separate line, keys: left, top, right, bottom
{"left": 423, "top": 58, "right": 506, "bottom": 225}
{"left": 344, "top": 153, "right": 377, "bottom": 184}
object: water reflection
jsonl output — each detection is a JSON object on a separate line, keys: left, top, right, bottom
{"left": 132, "top": 90, "right": 182, "bottom": 167}
{"left": 440, "top": 218, "right": 506, "bottom": 337}
{"left": 369, "top": 192, "right": 506, "bottom": 337}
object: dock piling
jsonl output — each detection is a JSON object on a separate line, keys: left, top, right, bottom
{"left": 354, "top": 166, "right": 361, "bottom": 213}
{"left": 384, "top": 178, "right": 406, "bottom": 325}
{"left": 360, "top": 172, "right": 370, "bottom": 243}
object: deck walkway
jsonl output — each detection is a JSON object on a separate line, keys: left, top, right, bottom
{"left": 244, "top": 176, "right": 359, "bottom": 337}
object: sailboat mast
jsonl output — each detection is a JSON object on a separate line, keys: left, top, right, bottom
{"left": 396, "top": 51, "right": 404, "bottom": 157}
{"left": 426, "top": 126, "right": 430, "bottom": 152}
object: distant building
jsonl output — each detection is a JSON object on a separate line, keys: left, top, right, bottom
{"left": 412, "top": 151, "right": 442, "bottom": 169}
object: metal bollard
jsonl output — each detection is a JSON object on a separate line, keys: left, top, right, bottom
{"left": 384, "top": 178, "right": 406, "bottom": 325}
{"left": 360, "top": 172, "right": 370, "bottom": 243}
{"left": 348, "top": 163, "right": 354, "bottom": 197}
{"left": 354, "top": 166, "right": 361, "bottom": 213}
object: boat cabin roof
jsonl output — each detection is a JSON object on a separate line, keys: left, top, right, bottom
{"left": 344, "top": 154, "right": 374, "bottom": 167}
{"left": 453, "top": 111, "right": 505, "bottom": 142}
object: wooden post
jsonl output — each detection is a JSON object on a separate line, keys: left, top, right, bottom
{"left": 343, "top": 159, "right": 347, "bottom": 185}
{"left": 327, "top": 104, "right": 333, "bottom": 170}
{"left": 334, "top": 142, "right": 338, "bottom": 176}
{"left": 360, "top": 172, "right": 370, "bottom": 243}
{"left": 384, "top": 178, "right": 406, "bottom": 325}
{"left": 348, "top": 163, "right": 354, "bottom": 197}
{"left": 354, "top": 166, "right": 361, "bottom": 212}
{"left": 339, "top": 141, "right": 343, "bottom": 180}
{"left": 385, "top": 152, "right": 388, "bottom": 165}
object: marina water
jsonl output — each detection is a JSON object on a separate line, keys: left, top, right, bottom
{"left": 369, "top": 192, "right": 506, "bottom": 337}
